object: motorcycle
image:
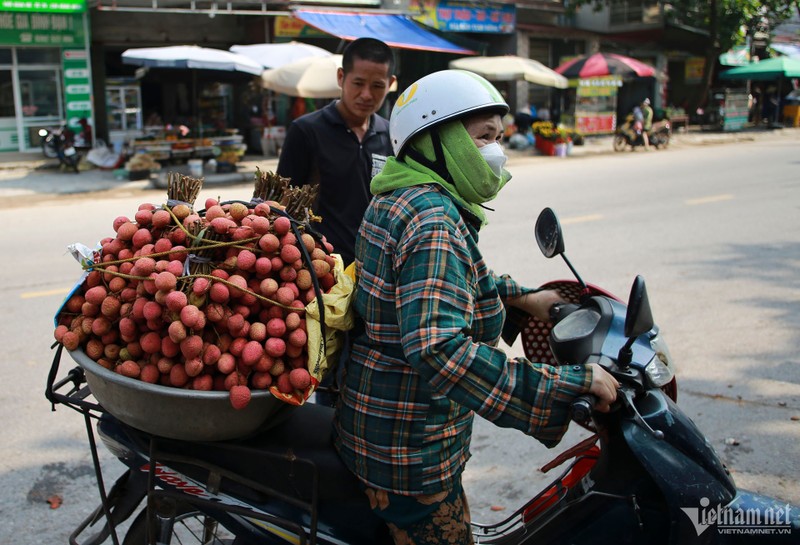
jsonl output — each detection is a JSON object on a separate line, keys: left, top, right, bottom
{"left": 39, "top": 126, "right": 81, "bottom": 173}
{"left": 46, "top": 207, "right": 799, "bottom": 545}
{"left": 613, "top": 113, "right": 671, "bottom": 152}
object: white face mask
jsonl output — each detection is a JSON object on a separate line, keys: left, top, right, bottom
{"left": 479, "top": 142, "right": 507, "bottom": 178}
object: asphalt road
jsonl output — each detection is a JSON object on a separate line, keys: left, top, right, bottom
{"left": 0, "top": 134, "right": 798, "bottom": 542}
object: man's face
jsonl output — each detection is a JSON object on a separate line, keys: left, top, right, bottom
{"left": 337, "top": 57, "right": 396, "bottom": 121}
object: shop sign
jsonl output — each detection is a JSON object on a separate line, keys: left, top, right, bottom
{"left": 0, "top": 0, "right": 85, "bottom": 13}
{"left": 274, "top": 15, "right": 327, "bottom": 38}
{"left": 410, "top": 0, "right": 515, "bottom": 34}
{"left": 576, "top": 114, "right": 616, "bottom": 134}
{"left": 0, "top": 11, "right": 85, "bottom": 46}
{"left": 685, "top": 57, "right": 705, "bottom": 84}
{"left": 574, "top": 76, "right": 623, "bottom": 94}
{"left": 62, "top": 48, "right": 91, "bottom": 132}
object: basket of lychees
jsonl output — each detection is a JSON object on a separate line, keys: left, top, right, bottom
{"left": 53, "top": 170, "right": 354, "bottom": 441}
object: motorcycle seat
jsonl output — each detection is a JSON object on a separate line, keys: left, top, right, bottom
{"left": 117, "top": 403, "right": 366, "bottom": 504}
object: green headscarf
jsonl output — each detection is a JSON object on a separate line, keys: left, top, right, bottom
{"left": 370, "top": 119, "right": 510, "bottom": 226}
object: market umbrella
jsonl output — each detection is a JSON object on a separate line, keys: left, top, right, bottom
{"left": 555, "top": 52, "right": 655, "bottom": 79}
{"left": 261, "top": 55, "right": 343, "bottom": 98}
{"left": 719, "top": 56, "right": 800, "bottom": 80}
{"left": 121, "top": 45, "right": 264, "bottom": 137}
{"left": 230, "top": 41, "right": 332, "bottom": 69}
{"left": 121, "top": 45, "right": 264, "bottom": 75}
{"left": 261, "top": 55, "right": 398, "bottom": 98}
{"left": 448, "top": 56, "right": 568, "bottom": 88}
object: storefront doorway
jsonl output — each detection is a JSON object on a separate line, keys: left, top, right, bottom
{"left": 0, "top": 48, "right": 64, "bottom": 153}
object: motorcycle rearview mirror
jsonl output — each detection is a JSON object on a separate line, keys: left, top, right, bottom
{"left": 535, "top": 208, "right": 587, "bottom": 289}
{"left": 535, "top": 207, "right": 565, "bottom": 258}
{"left": 618, "top": 275, "right": 655, "bottom": 367}
{"left": 624, "top": 276, "right": 654, "bottom": 338}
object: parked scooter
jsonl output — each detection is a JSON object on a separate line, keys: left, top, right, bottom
{"left": 39, "top": 126, "right": 81, "bottom": 172}
{"left": 46, "top": 208, "right": 799, "bottom": 545}
{"left": 613, "top": 113, "right": 671, "bottom": 151}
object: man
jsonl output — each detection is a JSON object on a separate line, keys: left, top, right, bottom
{"left": 276, "top": 38, "right": 397, "bottom": 265}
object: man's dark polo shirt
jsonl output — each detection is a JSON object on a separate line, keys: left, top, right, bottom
{"left": 277, "top": 101, "right": 392, "bottom": 265}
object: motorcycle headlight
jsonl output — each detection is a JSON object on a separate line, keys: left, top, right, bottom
{"left": 38, "top": 128, "right": 48, "bottom": 137}
{"left": 645, "top": 333, "right": 675, "bottom": 387}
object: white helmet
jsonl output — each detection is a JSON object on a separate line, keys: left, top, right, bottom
{"left": 390, "top": 69, "right": 509, "bottom": 156}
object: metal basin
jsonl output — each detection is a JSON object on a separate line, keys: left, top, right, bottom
{"left": 69, "top": 349, "right": 292, "bottom": 441}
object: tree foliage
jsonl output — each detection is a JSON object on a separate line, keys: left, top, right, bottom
{"left": 566, "top": 1, "right": 799, "bottom": 108}
{"left": 663, "top": 0, "right": 797, "bottom": 52}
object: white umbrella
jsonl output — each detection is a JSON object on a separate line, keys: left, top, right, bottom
{"left": 261, "top": 55, "right": 343, "bottom": 98}
{"left": 121, "top": 45, "right": 264, "bottom": 75}
{"left": 449, "top": 55, "right": 568, "bottom": 89}
{"left": 230, "top": 41, "right": 332, "bottom": 69}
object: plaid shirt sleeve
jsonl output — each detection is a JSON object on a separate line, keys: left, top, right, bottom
{"left": 394, "top": 208, "right": 592, "bottom": 447}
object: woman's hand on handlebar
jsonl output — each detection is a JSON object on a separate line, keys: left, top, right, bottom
{"left": 510, "top": 289, "right": 565, "bottom": 323}
{"left": 587, "top": 363, "right": 619, "bottom": 413}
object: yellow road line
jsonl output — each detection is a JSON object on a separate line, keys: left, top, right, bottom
{"left": 561, "top": 214, "right": 604, "bottom": 225}
{"left": 21, "top": 288, "right": 70, "bottom": 299}
{"left": 686, "top": 194, "right": 734, "bottom": 206}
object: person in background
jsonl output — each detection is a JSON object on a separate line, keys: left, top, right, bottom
{"left": 513, "top": 103, "right": 534, "bottom": 136}
{"left": 537, "top": 104, "right": 551, "bottom": 122}
{"left": 334, "top": 69, "right": 619, "bottom": 545}
{"left": 276, "top": 37, "right": 396, "bottom": 266}
{"left": 641, "top": 98, "right": 654, "bottom": 149}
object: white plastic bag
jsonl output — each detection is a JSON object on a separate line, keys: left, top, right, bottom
{"left": 86, "top": 140, "right": 121, "bottom": 169}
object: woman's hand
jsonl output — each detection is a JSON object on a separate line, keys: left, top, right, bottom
{"left": 587, "top": 363, "right": 619, "bottom": 413}
{"left": 510, "top": 289, "right": 565, "bottom": 323}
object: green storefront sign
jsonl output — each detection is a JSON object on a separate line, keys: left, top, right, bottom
{"left": 63, "top": 48, "right": 91, "bottom": 131}
{"left": 1, "top": 0, "right": 85, "bottom": 13}
{"left": 0, "top": 11, "right": 85, "bottom": 46}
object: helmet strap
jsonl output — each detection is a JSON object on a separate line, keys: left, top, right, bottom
{"left": 404, "top": 129, "right": 453, "bottom": 184}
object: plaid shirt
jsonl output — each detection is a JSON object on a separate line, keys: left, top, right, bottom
{"left": 333, "top": 184, "right": 591, "bottom": 495}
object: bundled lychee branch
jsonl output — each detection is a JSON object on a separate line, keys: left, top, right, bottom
{"left": 252, "top": 168, "right": 321, "bottom": 224}
{"left": 166, "top": 171, "right": 203, "bottom": 205}
{"left": 55, "top": 171, "right": 340, "bottom": 411}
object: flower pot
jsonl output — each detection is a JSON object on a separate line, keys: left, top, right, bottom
{"left": 536, "top": 136, "right": 555, "bottom": 156}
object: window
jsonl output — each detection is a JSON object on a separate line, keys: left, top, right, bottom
{"left": 17, "top": 48, "right": 60, "bottom": 65}
{"left": 19, "top": 69, "right": 60, "bottom": 117}
{"left": 0, "top": 70, "right": 14, "bottom": 117}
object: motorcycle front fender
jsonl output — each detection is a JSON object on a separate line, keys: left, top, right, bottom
{"left": 622, "top": 390, "right": 737, "bottom": 544}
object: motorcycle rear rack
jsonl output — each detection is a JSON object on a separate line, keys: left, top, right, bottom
{"left": 46, "top": 343, "right": 327, "bottom": 545}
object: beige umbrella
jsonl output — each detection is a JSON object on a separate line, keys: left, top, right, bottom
{"left": 262, "top": 55, "right": 343, "bottom": 98}
{"left": 449, "top": 55, "right": 568, "bottom": 89}
{"left": 261, "top": 55, "right": 397, "bottom": 98}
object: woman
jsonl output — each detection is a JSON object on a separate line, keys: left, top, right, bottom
{"left": 333, "top": 70, "right": 619, "bottom": 545}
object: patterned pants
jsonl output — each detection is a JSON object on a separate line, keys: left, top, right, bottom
{"left": 363, "top": 480, "right": 473, "bottom": 545}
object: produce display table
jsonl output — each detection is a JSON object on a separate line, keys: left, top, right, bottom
{"left": 130, "top": 134, "right": 246, "bottom": 163}
{"left": 669, "top": 115, "right": 689, "bottom": 131}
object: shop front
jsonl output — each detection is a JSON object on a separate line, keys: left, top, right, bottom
{"left": 561, "top": 76, "right": 623, "bottom": 135}
{"left": 0, "top": 0, "right": 92, "bottom": 153}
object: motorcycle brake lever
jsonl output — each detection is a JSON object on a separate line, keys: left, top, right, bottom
{"left": 619, "top": 388, "right": 664, "bottom": 440}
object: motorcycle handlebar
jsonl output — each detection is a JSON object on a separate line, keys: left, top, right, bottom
{"left": 570, "top": 393, "right": 597, "bottom": 423}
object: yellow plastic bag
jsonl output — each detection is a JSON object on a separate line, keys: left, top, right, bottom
{"left": 269, "top": 255, "right": 355, "bottom": 405}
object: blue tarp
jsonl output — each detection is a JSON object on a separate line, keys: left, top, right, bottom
{"left": 293, "top": 10, "right": 475, "bottom": 55}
